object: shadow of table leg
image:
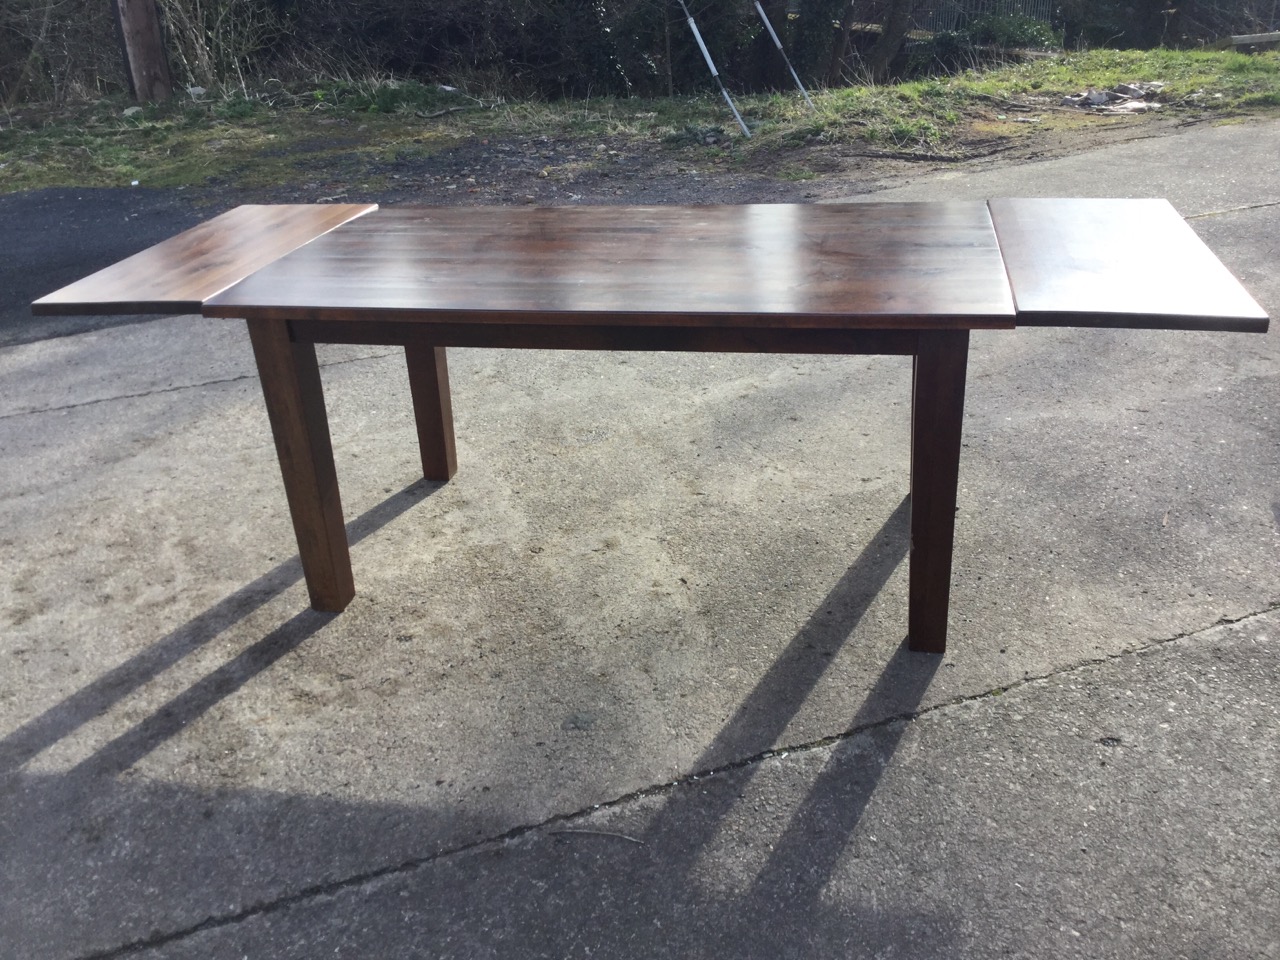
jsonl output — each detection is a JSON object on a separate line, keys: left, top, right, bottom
{"left": 0, "top": 480, "right": 437, "bottom": 777}
{"left": 908, "top": 330, "right": 969, "bottom": 654}
{"left": 247, "top": 318, "right": 354, "bottom": 612}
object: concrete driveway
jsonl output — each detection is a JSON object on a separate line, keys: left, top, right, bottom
{"left": 1, "top": 119, "right": 1277, "bottom": 958}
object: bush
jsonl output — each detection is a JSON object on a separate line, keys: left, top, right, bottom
{"left": 158, "top": 0, "right": 283, "bottom": 89}
{"left": 1, "top": 0, "right": 121, "bottom": 105}
{"left": 907, "top": 13, "right": 1062, "bottom": 77}
{"left": 267, "top": 0, "right": 761, "bottom": 98}
{"left": 967, "top": 14, "right": 1060, "bottom": 50}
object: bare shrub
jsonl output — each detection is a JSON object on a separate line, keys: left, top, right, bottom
{"left": 156, "top": 0, "right": 282, "bottom": 90}
{"left": 2, "top": 0, "right": 120, "bottom": 105}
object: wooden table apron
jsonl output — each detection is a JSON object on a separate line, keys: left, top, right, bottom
{"left": 32, "top": 199, "right": 1269, "bottom": 656}
{"left": 245, "top": 315, "right": 969, "bottom": 653}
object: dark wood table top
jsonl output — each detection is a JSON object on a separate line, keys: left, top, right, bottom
{"left": 989, "top": 197, "right": 1268, "bottom": 332}
{"left": 32, "top": 199, "right": 1268, "bottom": 335}
{"left": 202, "top": 202, "right": 1019, "bottom": 330}
{"left": 32, "top": 203, "right": 377, "bottom": 316}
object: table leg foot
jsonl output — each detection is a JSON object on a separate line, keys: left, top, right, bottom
{"left": 247, "top": 319, "right": 355, "bottom": 612}
{"left": 907, "top": 330, "right": 969, "bottom": 654}
{"left": 405, "top": 344, "right": 457, "bottom": 482}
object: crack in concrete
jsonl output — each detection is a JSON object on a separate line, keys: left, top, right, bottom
{"left": 0, "top": 376, "right": 259, "bottom": 421}
{"left": 73, "top": 601, "right": 1280, "bottom": 960}
{"left": 1186, "top": 199, "right": 1280, "bottom": 219}
{"left": 0, "top": 352, "right": 401, "bottom": 422}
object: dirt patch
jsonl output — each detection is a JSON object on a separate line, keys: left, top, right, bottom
{"left": 202, "top": 110, "right": 1218, "bottom": 209}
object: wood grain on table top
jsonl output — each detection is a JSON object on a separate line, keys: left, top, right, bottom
{"left": 32, "top": 203, "right": 377, "bottom": 316}
{"left": 203, "top": 202, "right": 1018, "bottom": 330}
{"left": 989, "top": 197, "right": 1268, "bottom": 332}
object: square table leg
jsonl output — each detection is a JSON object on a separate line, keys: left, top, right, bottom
{"left": 909, "top": 352, "right": 917, "bottom": 496}
{"left": 404, "top": 344, "right": 458, "bottom": 481}
{"left": 246, "top": 318, "right": 355, "bottom": 612}
{"left": 908, "top": 330, "right": 970, "bottom": 653}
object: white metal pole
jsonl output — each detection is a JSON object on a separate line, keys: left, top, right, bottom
{"left": 677, "top": 0, "right": 751, "bottom": 138}
{"left": 754, "top": 0, "right": 815, "bottom": 109}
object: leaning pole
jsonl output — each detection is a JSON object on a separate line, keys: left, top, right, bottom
{"left": 676, "top": 0, "right": 751, "bottom": 138}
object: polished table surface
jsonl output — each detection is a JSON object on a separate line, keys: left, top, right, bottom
{"left": 36, "top": 199, "right": 1268, "bottom": 334}
{"left": 32, "top": 200, "right": 1270, "bottom": 654}
{"left": 202, "top": 202, "right": 1017, "bottom": 328}
{"left": 33, "top": 203, "right": 377, "bottom": 315}
{"left": 988, "top": 198, "right": 1267, "bottom": 329}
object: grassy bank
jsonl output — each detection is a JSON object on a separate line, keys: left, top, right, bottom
{"left": 1, "top": 49, "right": 1277, "bottom": 194}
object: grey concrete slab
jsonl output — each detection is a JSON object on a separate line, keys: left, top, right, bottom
{"left": 1, "top": 119, "right": 1278, "bottom": 959}
{"left": 0, "top": 316, "right": 393, "bottom": 419}
{"left": 97, "top": 613, "right": 1280, "bottom": 959}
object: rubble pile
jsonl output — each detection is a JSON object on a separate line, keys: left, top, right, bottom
{"left": 1061, "top": 81, "right": 1165, "bottom": 114}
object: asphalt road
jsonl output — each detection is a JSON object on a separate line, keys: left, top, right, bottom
{"left": 1, "top": 187, "right": 214, "bottom": 347}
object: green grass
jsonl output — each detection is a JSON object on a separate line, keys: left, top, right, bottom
{"left": 1, "top": 49, "right": 1277, "bottom": 193}
{"left": 957, "top": 48, "right": 1280, "bottom": 102}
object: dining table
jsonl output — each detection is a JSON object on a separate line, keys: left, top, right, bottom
{"left": 33, "top": 198, "right": 1269, "bottom": 653}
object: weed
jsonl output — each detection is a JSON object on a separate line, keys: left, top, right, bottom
{"left": 214, "top": 97, "right": 259, "bottom": 121}
{"left": 663, "top": 124, "right": 727, "bottom": 146}
{"left": 1237, "top": 90, "right": 1280, "bottom": 106}
{"left": 866, "top": 117, "right": 942, "bottom": 149}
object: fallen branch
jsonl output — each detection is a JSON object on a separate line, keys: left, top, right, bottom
{"left": 848, "top": 147, "right": 988, "bottom": 162}
{"left": 416, "top": 105, "right": 486, "bottom": 119}
{"left": 969, "top": 92, "right": 1035, "bottom": 111}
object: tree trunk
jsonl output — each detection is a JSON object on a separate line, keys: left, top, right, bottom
{"left": 113, "top": 0, "right": 172, "bottom": 102}
{"left": 865, "top": 0, "right": 918, "bottom": 82}
{"left": 664, "top": 2, "right": 674, "bottom": 98}
{"left": 825, "top": 0, "right": 859, "bottom": 86}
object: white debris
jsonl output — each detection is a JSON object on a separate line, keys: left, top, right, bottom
{"left": 123, "top": 106, "right": 143, "bottom": 117}
{"left": 1113, "top": 81, "right": 1164, "bottom": 97}
{"left": 1097, "top": 100, "right": 1162, "bottom": 114}
{"left": 186, "top": 86, "right": 206, "bottom": 97}
{"left": 1061, "top": 81, "right": 1165, "bottom": 112}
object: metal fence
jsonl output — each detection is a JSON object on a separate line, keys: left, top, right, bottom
{"left": 1183, "top": 0, "right": 1280, "bottom": 35}
{"left": 821, "top": 0, "right": 1054, "bottom": 39}
{"left": 906, "top": 0, "right": 1280, "bottom": 37}
{"left": 912, "top": 0, "right": 1054, "bottom": 34}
